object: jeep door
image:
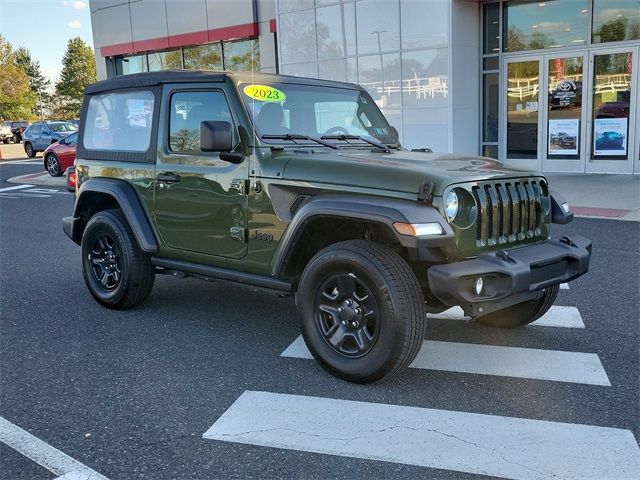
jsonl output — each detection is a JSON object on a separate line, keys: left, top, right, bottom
{"left": 154, "top": 86, "right": 248, "bottom": 260}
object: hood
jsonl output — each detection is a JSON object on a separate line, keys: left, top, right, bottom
{"left": 280, "top": 149, "right": 541, "bottom": 196}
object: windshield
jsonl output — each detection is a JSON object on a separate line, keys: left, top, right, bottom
{"left": 49, "top": 122, "right": 77, "bottom": 132}
{"left": 240, "top": 82, "right": 398, "bottom": 146}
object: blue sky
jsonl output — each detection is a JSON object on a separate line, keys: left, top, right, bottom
{"left": 0, "top": 0, "right": 94, "bottom": 87}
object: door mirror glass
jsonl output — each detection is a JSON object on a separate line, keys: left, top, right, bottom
{"left": 200, "top": 120, "right": 233, "bottom": 152}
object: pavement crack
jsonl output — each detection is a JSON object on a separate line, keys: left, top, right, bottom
{"left": 214, "top": 424, "right": 548, "bottom": 478}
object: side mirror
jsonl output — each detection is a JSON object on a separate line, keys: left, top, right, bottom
{"left": 390, "top": 126, "right": 399, "bottom": 139}
{"left": 200, "top": 120, "right": 233, "bottom": 152}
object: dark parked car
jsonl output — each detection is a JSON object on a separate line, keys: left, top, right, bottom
{"left": 22, "top": 121, "right": 77, "bottom": 157}
{"left": 43, "top": 132, "right": 77, "bottom": 176}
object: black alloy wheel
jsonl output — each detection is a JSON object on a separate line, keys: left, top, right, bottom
{"left": 88, "top": 233, "right": 122, "bottom": 291}
{"left": 81, "top": 209, "right": 155, "bottom": 309}
{"left": 315, "top": 272, "right": 379, "bottom": 358}
{"left": 297, "top": 240, "right": 426, "bottom": 383}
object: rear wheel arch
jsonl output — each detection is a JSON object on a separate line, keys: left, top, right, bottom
{"left": 71, "top": 179, "right": 158, "bottom": 253}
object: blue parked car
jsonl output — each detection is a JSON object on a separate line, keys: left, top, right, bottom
{"left": 22, "top": 121, "right": 77, "bottom": 158}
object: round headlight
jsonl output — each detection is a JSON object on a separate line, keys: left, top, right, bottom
{"left": 445, "top": 190, "right": 459, "bottom": 221}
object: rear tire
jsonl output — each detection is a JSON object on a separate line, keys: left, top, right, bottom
{"left": 297, "top": 240, "right": 426, "bottom": 383}
{"left": 474, "top": 284, "right": 559, "bottom": 328}
{"left": 81, "top": 209, "right": 155, "bottom": 309}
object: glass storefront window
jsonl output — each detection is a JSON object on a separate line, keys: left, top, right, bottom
{"left": 547, "top": 56, "right": 583, "bottom": 159}
{"left": 148, "top": 49, "right": 182, "bottom": 71}
{"left": 223, "top": 39, "right": 260, "bottom": 71}
{"left": 118, "top": 55, "right": 147, "bottom": 75}
{"left": 278, "top": 9, "right": 317, "bottom": 63}
{"left": 316, "top": 3, "right": 356, "bottom": 59}
{"left": 483, "top": 72, "right": 499, "bottom": 142}
{"left": 183, "top": 44, "right": 222, "bottom": 70}
{"left": 358, "top": 53, "right": 401, "bottom": 109}
{"left": 504, "top": 0, "right": 589, "bottom": 52}
{"left": 483, "top": 2, "right": 500, "bottom": 54}
{"left": 401, "top": 48, "right": 449, "bottom": 107}
{"left": 401, "top": 0, "right": 449, "bottom": 50}
{"left": 483, "top": 144, "right": 499, "bottom": 159}
{"left": 593, "top": 0, "right": 640, "bottom": 43}
{"left": 355, "top": 0, "right": 400, "bottom": 55}
{"left": 281, "top": 61, "right": 319, "bottom": 78}
{"left": 318, "top": 58, "right": 357, "bottom": 82}
{"left": 506, "top": 60, "right": 540, "bottom": 159}
{"left": 483, "top": 56, "right": 499, "bottom": 71}
{"left": 402, "top": 107, "right": 448, "bottom": 151}
{"left": 592, "top": 52, "right": 633, "bottom": 160}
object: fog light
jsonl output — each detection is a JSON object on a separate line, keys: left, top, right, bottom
{"left": 474, "top": 277, "right": 484, "bottom": 295}
{"left": 561, "top": 202, "right": 570, "bottom": 213}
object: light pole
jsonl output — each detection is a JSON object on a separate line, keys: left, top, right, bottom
{"left": 371, "top": 30, "right": 387, "bottom": 93}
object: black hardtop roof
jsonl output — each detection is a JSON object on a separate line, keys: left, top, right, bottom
{"left": 84, "top": 70, "right": 360, "bottom": 94}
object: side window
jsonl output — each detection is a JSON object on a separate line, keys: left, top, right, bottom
{"left": 169, "top": 90, "right": 235, "bottom": 153}
{"left": 83, "top": 90, "right": 154, "bottom": 151}
{"left": 30, "top": 125, "right": 41, "bottom": 135}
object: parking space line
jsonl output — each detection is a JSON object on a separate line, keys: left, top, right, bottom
{"left": 281, "top": 336, "right": 609, "bottom": 385}
{"left": 429, "top": 305, "right": 584, "bottom": 328}
{"left": 204, "top": 391, "right": 640, "bottom": 480}
{"left": 0, "top": 184, "right": 33, "bottom": 193}
{"left": 0, "top": 416, "right": 108, "bottom": 480}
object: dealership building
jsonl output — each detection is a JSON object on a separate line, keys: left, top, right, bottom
{"left": 88, "top": 0, "right": 640, "bottom": 174}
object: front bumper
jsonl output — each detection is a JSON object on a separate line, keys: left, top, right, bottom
{"left": 427, "top": 235, "right": 591, "bottom": 316}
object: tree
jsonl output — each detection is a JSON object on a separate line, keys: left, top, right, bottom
{"left": 55, "top": 37, "right": 96, "bottom": 118}
{"left": 14, "top": 47, "right": 50, "bottom": 118}
{"left": 0, "top": 34, "right": 36, "bottom": 120}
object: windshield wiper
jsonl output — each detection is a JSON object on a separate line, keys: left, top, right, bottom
{"left": 320, "top": 134, "right": 391, "bottom": 153}
{"left": 261, "top": 133, "right": 338, "bottom": 149}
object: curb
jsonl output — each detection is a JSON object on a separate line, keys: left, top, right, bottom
{"left": 7, "top": 172, "right": 66, "bottom": 187}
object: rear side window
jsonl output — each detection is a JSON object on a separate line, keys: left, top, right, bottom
{"left": 169, "top": 90, "right": 235, "bottom": 153}
{"left": 29, "top": 125, "right": 42, "bottom": 135}
{"left": 83, "top": 90, "right": 154, "bottom": 152}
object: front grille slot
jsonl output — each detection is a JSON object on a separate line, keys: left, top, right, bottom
{"left": 472, "top": 180, "right": 544, "bottom": 247}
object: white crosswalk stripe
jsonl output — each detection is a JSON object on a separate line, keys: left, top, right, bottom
{"left": 205, "top": 298, "right": 635, "bottom": 478}
{"left": 429, "top": 305, "right": 585, "bottom": 328}
{"left": 204, "top": 391, "right": 640, "bottom": 480}
{"left": 280, "top": 335, "right": 609, "bottom": 385}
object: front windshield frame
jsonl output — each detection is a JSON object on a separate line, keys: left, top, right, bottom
{"left": 238, "top": 81, "right": 399, "bottom": 147}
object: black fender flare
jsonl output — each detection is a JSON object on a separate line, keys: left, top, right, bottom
{"left": 270, "top": 194, "right": 454, "bottom": 276}
{"left": 70, "top": 178, "right": 158, "bottom": 252}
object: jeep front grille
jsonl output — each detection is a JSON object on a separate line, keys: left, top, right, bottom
{"left": 471, "top": 180, "right": 545, "bottom": 247}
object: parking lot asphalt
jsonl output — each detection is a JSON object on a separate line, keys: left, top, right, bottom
{"left": 1, "top": 161, "right": 639, "bottom": 480}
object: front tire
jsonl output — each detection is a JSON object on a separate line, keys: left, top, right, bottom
{"left": 297, "top": 240, "right": 426, "bottom": 383}
{"left": 45, "top": 153, "right": 62, "bottom": 177}
{"left": 475, "top": 284, "right": 559, "bottom": 328}
{"left": 24, "top": 142, "right": 36, "bottom": 158}
{"left": 81, "top": 209, "right": 155, "bottom": 309}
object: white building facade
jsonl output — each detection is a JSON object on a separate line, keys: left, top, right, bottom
{"left": 89, "top": 0, "right": 640, "bottom": 174}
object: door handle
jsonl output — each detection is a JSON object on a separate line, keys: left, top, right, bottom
{"left": 157, "top": 172, "right": 181, "bottom": 183}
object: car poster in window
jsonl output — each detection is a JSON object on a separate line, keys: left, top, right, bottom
{"left": 548, "top": 118, "right": 579, "bottom": 156}
{"left": 593, "top": 118, "right": 627, "bottom": 157}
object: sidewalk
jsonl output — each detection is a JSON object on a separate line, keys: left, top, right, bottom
{"left": 546, "top": 174, "right": 640, "bottom": 221}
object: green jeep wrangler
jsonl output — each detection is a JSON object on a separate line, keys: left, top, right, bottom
{"left": 63, "top": 71, "right": 591, "bottom": 383}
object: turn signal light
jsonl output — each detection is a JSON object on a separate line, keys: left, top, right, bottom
{"left": 393, "top": 222, "right": 444, "bottom": 237}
